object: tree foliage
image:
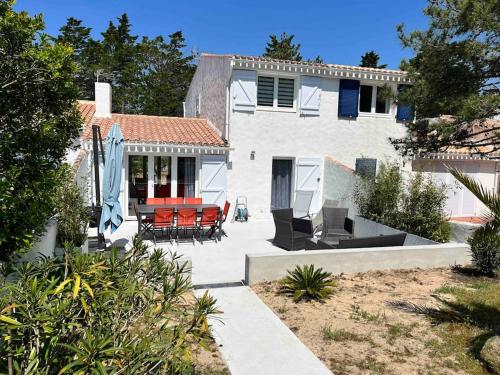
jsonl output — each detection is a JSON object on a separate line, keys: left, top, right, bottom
{"left": 360, "top": 50, "right": 387, "bottom": 68}
{"left": 0, "top": 237, "right": 221, "bottom": 373}
{"left": 263, "top": 32, "right": 302, "bottom": 61}
{"left": 449, "top": 167, "right": 500, "bottom": 275}
{"left": 354, "top": 162, "right": 451, "bottom": 242}
{"left": 57, "top": 14, "right": 196, "bottom": 116}
{"left": 0, "top": 1, "right": 82, "bottom": 262}
{"left": 392, "top": 0, "right": 500, "bottom": 157}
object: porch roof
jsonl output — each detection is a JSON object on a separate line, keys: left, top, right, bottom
{"left": 78, "top": 101, "right": 226, "bottom": 148}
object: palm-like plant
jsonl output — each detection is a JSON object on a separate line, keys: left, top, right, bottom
{"left": 449, "top": 167, "right": 500, "bottom": 275}
{"left": 280, "top": 264, "right": 335, "bottom": 302}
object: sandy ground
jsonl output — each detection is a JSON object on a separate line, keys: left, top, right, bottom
{"left": 191, "top": 340, "right": 229, "bottom": 374}
{"left": 252, "top": 268, "right": 493, "bottom": 375}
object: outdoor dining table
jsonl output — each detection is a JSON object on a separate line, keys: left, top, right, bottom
{"left": 136, "top": 203, "right": 220, "bottom": 238}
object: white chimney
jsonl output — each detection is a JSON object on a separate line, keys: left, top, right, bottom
{"left": 94, "top": 82, "right": 112, "bottom": 118}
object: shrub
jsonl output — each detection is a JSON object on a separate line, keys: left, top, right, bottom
{"left": 399, "top": 172, "right": 451, "bottom": 242}
{"left": 280, "top": 264, "right": 335, "bottom": 302}
{"left": 0, "top": 236, "right": 220, "bottom": 373}
{"left": 353, "top": 162, "right": 451, "bottom": 242}
{"left": 54, "top": 166, "right": 89, "bottom": 247}
{"left": 353, "top": 162, "right": 402, "bottom": 227}
{"left": 468, "top": 224, "right": 500, "bottom": 276}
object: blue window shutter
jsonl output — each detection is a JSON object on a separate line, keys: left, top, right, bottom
{"left": 396, "top": 85, "right": 413, "bottom": 121}
{"left": 338, "top": 79, "right": 360, "bottom": 118}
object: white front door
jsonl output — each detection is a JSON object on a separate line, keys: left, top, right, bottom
{"left": 295, "top": 157, "right": 322, "bottom": 215}
{"left": 200, "top": 155, "right": 227, "bottom": 207}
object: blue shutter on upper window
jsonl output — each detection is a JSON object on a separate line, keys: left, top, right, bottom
{"left": 338, "top": 79, "right": 360, "bottom": 118}
{"left": 396, "top": 85, "right": 413, "bottom": 121}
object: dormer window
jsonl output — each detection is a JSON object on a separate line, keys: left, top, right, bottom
{"left": 257, "top": 75, "right": 296, "bottom": 110}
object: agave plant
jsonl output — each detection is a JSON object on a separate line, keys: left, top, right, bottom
{"left": 449, "top": 167, "right": 500, "bottom": 275}
{"left": 280, "top": 264, "right": 335, "bottom": 302}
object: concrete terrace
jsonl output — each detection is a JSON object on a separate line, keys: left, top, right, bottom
{"left": 107, "top": 217, "right": 281, "bottom": 285}
{"left": 105, "top": 218, "right": 333, "bottom": 374}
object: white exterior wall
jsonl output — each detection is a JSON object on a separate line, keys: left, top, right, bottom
{"left": 413, "top": 158, "right": 499, "bottom": 217}
{"left": 227, "top": 75, "right": 408, "bottom": 216}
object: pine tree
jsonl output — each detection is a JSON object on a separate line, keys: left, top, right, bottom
{"left": 360, "top": 50, "right": 387, "bottom": 69}
{"left": 392, "top": 0, "right": 500, "bottom": 157}
{"left": 263, "top": 32, "right": 302, "bottom": 61}
{"left": 99, "top": 14, "right": 141, "bottom": 113}
{"left": 139, "top": 31, "right": 196, "bottom": 116}
{"left": 57, "top": 17, "right": 95, "bottom": 98}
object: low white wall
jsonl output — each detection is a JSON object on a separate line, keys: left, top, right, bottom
{"left": 245, "top": 243, "right": 471, "bottom": 284}
{"left": 354, "top": 216, "right": 438, "bottom": 246}
{"left": 23, "top": 217, "right": 58, "bottom": 263}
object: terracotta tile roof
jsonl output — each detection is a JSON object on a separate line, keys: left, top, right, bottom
{"left": 231, "top": 54, "right": 407, "bottom": 75}
{"left": 78, "top": 101, "right": 226, "bottom": 147}
{"left": 425, "top": 117, "right": 500, "bottom": 159}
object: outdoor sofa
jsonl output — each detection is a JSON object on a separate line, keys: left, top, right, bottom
{"left": 307, "top": 233, "right": 407, "bottom": 250}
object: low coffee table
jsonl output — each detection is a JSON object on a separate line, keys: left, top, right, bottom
{"left": 305, "top": 235, "right": 353, "bottom": 250}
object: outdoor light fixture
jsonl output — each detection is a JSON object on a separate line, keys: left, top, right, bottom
{"left": 250, "top": 151, "right": 255, "bottom": 160}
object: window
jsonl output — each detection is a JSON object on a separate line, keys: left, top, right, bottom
{"left": 375, "top": 88, "right": 389, "bottom": 114}
{"left": 257, "top": 76, "right": 274, "bottom": 106}
{"left": 359, "top": 85, "right": 391, "bottom": 114}
{"left": 277, "top": 78, "right": 294, "bottom": 108}
{"left": 257, "top": 75, "right": 295, "bottom": 109}
{"left": 359, "top": 85, "right": 373, "bottom": 113}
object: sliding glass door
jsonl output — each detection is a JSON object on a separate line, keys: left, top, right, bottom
{"left": 154, "top": 156, "right": 171, "bottom": 198}
{"left": 128, "top": 155, "right": 148, "bottom": 216}
{"left": 177, "top": 157, "right": 196, "bottom": 198}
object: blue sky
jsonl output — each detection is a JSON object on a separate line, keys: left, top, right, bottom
{"left": 15, "top": 0, "right": 429, "bottom": 69}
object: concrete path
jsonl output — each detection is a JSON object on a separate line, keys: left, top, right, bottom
{"left": 196, "top": 286, "right": 332, "bottom": 375}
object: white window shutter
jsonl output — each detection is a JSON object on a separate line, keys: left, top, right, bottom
{"left": 200, "top": 155, "right": 227, "bottom": 207}
{"left": 300, "top": 76, "right": 321, "bottom": 116}
{"left": 232, "top": 69, "right": 257, "bottom": 112}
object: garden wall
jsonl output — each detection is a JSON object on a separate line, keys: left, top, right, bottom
{"left": 354, "top": 216, "right": 438, "bottom": 246}
{"left": 245, "top": 243, "right": 471, "bottom": 284}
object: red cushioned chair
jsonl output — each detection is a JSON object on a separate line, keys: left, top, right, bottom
{"left": 146, "top": 197, "right": 165, "bottom": 205}
{"left": 165, "top": 197, "right": 184, "bottom": 205}
{"left": 152, "top": 208, "right": 174, "bottom": 244}
{"left": 197, "top": 207, "right": 220, "bottom": 243}
{"left": 218, "top": 201, "right": 230, "bottom": 238}
{"left": 176, "top": 208, "right": 197, "bottom": 243}
{"left": 185, "top": 197, "right": 203, "bottom": 205}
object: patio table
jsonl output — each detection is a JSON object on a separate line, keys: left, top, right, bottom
{"left": 136, "top": 203, "right": 220, "bottom": 238}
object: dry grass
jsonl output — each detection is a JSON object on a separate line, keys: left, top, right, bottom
{"left": 253, "top": 267, "right": 499, "bottom": 375}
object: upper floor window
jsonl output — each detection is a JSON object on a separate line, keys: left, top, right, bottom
{"left": 359, "top": 85, "right": 390, "bottom": 114}
{"left": 257, "top": 75, "right": 295, "bottom": 109}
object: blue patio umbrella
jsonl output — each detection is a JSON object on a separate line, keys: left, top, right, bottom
{"left": 99, "top": 124, "right": 125, "bottom": 234}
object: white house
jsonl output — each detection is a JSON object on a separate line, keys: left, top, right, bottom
{"left": 77, "top": 82, "right": 229, "bottom": 221}
{"left": 184, "top": 54, "right": 412, "bottom": 217}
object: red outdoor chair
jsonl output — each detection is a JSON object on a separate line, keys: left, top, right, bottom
{"left": 165, "top": 197, "right": 184, "bottom": 205}
{"left": 152, "top": 208, "right": 174, "bottom": 244}
{"left": 176, "top": 208, "right": 197, "bottom": 242}
{"left": 197, "top": 207, "right": 220, "bottom": 243}
{"left": 133, "top": 202, "right": 153, "bottom": 237}
{"left": 185, "top": 197, "right": 203, "bottom": 205}
{"left": 214, "top": 201, "right": 231, "bottom": 240}
{"left": 146, "top": 197, "right": 165, "bottom": 205}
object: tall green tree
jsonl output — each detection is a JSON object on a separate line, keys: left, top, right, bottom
{"left": 0, "top": 1, "right": 82, "bottom": 262}
{"left": 56, "top": 17, "right": 96, "bottom": 99}
{"left": 263, "top": 32, "right": 302, "bottom": 61}
{"left": 99, "top": 13, "right": 142, "bottom": 113}
{"left": 360, "top": 50, "right": 387, "bottom": 68}
{"left": 392, "top": 0, "right": 500, "bottom": 157}
{"left": 139, "top": 32, "right": 196, "bottom": 116}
